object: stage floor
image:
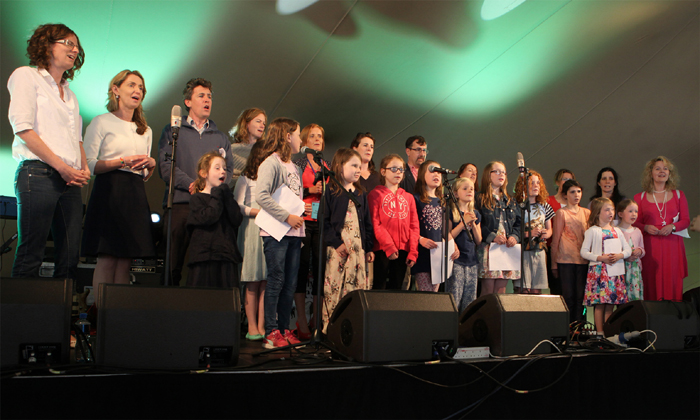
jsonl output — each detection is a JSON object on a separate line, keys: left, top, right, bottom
{"left": 2, "top": 337, "right": 698, "bottom": 419}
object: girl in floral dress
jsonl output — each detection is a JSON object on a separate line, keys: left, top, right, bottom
{"left": 616, "top": 199, "right": 645, "bottom": 301}
{"left": 581, "top": 198, "right": 632, "bottom": 334}
{"left": 322, "top": 148, "right": 374, "bottom": 333}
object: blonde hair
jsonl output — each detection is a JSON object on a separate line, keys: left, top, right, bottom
{"left": 451, "top": 177, "right": 475, "bottom": 220}
{"left": 194, "top": 152, "right": 225, "bottom": 193}
{"left": 107, "top": 70, "right": 148, "bottom": 135}
{"left": 588, "top": 197, "right": 614, "bottom": 228}
{"left": 641, "top": 156, "right": 680, "bottom": 192}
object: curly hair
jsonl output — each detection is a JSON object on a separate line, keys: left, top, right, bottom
{"left": 641, "top": 156, "right": 680, "bottom": 192}
{"left": 230, "top": 108, "right": 267, "bottom": 144}
{"left": 514, "top": 170, "right": 549, "bottom": 204}
{"left": 26, "top": 23, "right": 84, "bottom": 82}
{"left": 194, "top": 151, "right": 226, "bottom": 193}
{"left": 106, "top": 70, "right": 148, "bottom": 135}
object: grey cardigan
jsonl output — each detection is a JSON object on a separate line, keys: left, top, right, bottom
{"left": 255, "top": 153, "right": 303, "bottom": 224}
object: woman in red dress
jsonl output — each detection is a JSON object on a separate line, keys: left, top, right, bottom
{"left": 633, "top": 156, "right": 689, "bottom": 301}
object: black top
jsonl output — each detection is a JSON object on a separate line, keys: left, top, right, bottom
{"left": 359, "top": 171, "right": 380, "bottom": 194}
{"left": 323, "top": 188, "right": 374, "bottom": 253}
{"left": 187, "top": 183, "right": 243, "bottom": 265}
{"left": 399, "top": 163, "right": 417, "bottom": 195}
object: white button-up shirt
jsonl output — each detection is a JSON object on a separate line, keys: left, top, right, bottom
{"left": 8, "top": 66, "right": 83, "bottom": 169}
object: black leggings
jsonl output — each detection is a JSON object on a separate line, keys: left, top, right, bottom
{"left": 296, "top": 220, "right": 324, "bottom": 295}
{"left": 373, "top": 250, "right": 409, "bottom": 290}
{"left": 558, "top": 263, "right": 588, "bottom": 324}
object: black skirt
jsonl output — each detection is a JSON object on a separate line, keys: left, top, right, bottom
{"left": 82, "top": 170, "right": 156, "bottom": 258}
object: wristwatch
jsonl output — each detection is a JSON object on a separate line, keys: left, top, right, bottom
{"left": 672, "top": 224, "right": 677, "bottom": 232}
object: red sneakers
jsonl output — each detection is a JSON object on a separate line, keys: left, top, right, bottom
{"left": 283, "top": 329, "right": 301, "bottom": 345}
{"left": 264, "top": 330, "right": 288, "bottom": 349}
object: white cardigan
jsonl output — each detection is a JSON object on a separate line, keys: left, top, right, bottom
{"left": 580, "top": 226, "right": 632, "bottom": 266}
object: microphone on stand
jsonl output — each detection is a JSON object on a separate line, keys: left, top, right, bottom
{"left": 171, "top": 105, "right": 182, "bottom": 141}
{"left": 300, "top": 146, "right": 323, "bottom": 158}
{"left": 428, "top": 165, "right": 457, "bottom": 175}
{"left": 517, "top": 152, "right": 526, "bottom": 178}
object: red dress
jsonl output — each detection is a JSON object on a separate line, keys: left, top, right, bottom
{"left": 633, "top": 190, "right": 689, "bottom": 301}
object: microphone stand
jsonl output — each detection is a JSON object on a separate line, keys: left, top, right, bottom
{"left": 163, "top": 126, "right": 179, "bottom": 287}
{"left": 441, "top": 175, "right": 472, "bottom": 286}
{"left": 517, "top": 169, "right": 532, "bottom": 294}
{"left": 254, "top": 152, "right": 351, "bottom": 360}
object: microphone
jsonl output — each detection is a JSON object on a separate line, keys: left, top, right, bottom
{"left": 171, "top": 105, "right": 182, "bottom": 141}
{"left": 300, "top": 146, "right": 322, "bottom": 157}
{"left": 517, "top": 152, "right": 526, "bottom": 178}
{"left": 428, "top": 165, "right": 456, "bottom": 175}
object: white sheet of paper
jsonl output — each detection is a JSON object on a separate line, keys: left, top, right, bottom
{"left": 254, "top": 185, "right": 305, "bottom": 242}
{"left": 488, "top": 243, "right": 521, "bottom": 271}
{"left": 430, "top": 239, "right": 455, "bottom": 285}
{"left": 603, "top": 238, "right": 625, "bottom": 276}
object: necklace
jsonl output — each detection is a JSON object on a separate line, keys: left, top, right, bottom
{"left": 652, "top": 190, "right": 668, "bottom": 226}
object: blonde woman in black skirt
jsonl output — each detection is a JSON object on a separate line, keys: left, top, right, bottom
{"left": 82, "top": 70, "right": 156, "bottom": 301}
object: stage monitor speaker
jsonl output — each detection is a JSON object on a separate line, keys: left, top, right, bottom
{"left": 603, "top": 300, "right": 699, "bottom": 350}
{"left": 96, "top": 284, "right": 240, "bottom": 369}
{"left": 326, "top": 290, "right": 458, "bottom": 363}
{"left": 459, "top": 294, "right": 569, "bottom": 357}
{"left": 1, "top": 277, "right": 73, "bottom": 368}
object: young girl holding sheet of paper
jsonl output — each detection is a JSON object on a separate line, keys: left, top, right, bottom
{"left": 475, "top": 161, "right": 521, "bottom": 296}
{"left": 413, "top": 161, "right": 459, "bottom": 292}
{"left": 255, "top": 117, "right": 305, "bottom": 349}
{"left": 581, "top": 197, "right": 631, "bottom": 334}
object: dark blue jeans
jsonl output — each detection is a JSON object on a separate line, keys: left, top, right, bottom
{"left": 12, "top": 161, "right": 83, "bottom": 279}
{"left": 263, "top": 236, "right": 302, "bottom": 335}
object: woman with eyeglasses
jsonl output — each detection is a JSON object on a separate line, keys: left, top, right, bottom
{"left": 8, "top": 24, "right": 89, "bottom": 279}
{"left": 368, "top": 154, "right": 419, "bottom": 290}
{"left": 351, "top": 132, "right": 380, "bottom": 193}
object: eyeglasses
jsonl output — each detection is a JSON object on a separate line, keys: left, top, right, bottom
{"left": 409, "top": 148, "right": 428, "bottom": 155}
{"left": 490, "top": 170, "right": 506, "bottom": 175}
{"left": 55, "top": 39, "right": 80, "bottom": 51}
{"left": 383, "top": 167, "right": 405, "bottom": 173}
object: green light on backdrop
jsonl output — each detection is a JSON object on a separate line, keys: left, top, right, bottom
{"left": 0, "top": 0, "right": 229, "bottom": 197}
{"left": 481, "top": 0, "right": 527, "bottom": 21}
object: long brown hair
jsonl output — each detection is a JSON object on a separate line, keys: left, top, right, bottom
{"left": 243, "top": 141, "right": 267, "bottom": 181}
{"left": 27, "top": 23, "right": 84, "bottom": 82}
{"left": 231, "top": 108, "right": 267, "bottom": 143}
{"left": 107, "top": 70, "right": 148, "bottom": 135}
{"left": 378, "top": 154, "right": 404, "bottom": 186}
{"left": 415, "top": 160, "right": 443, "bottom": 204}
{"left": 258, "top": 117, "right": 298, "bottom": 163}
{"left": 329, "top": 148, "right": 364, "bottom": 196}
{"left": 478, "top": 161, "right": 511, "bottom": 210}
{"left": 194, "top": 151, "right": 226, "bottom": 193}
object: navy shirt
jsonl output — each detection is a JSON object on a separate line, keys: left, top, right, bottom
{"left": 412, "top": 195, "right": 443, "bottom": 274}
{"left": 452, "top": 209, "right": 481, "bottom": 267}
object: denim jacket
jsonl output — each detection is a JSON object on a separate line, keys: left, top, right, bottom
{"left": 475, "top": 194, "right": 521, "bottom": 244}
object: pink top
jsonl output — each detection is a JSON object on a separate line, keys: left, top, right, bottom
{"left": 551, "top": 206, "right": 590, "bottom": 268}
{"left": 619, "top": 226, "right": 645, "bottom": 269}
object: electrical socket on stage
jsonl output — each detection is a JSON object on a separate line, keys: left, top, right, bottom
{"left": 453, "top": 346, "right": 489, "bottom": 359}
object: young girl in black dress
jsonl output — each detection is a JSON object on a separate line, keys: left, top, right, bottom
{"left": 187, "top": 151, "right": 243, "bottom": 288}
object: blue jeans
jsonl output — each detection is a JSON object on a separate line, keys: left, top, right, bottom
{"left": 263, "top": 236, "right": 302, "bottom": 335}
{"left": 12, "top": 161, "right": 83, "bottom": 279}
